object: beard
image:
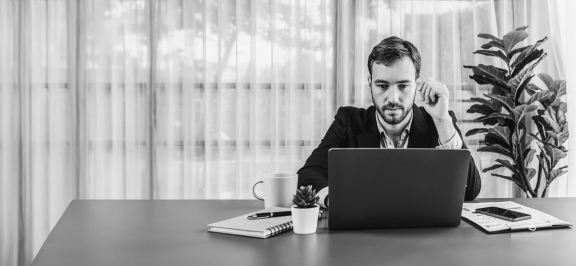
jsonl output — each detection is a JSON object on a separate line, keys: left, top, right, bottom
{"left": 373, "top": 95, "right": 415, "bottom": 125}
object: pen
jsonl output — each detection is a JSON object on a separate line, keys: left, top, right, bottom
{"left": 247, "top": 211, "right": 291, "bottom": 220}
{"left": 247, "top": 211, "right": 323, "bottom": 220}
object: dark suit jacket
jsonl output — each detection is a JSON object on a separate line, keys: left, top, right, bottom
{"left": 297, "top": 105, "right": 482, "bottom": 201}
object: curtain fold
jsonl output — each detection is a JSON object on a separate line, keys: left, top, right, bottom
{"left": 565, "top": 0, "right": 576, "bottom": 198}
{"left": 0, "top": 1, "right": 573, "bottom": 266}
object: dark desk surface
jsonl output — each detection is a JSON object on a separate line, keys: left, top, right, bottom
{"left": 31, "top": 198, "right": 576, "bottom": 266}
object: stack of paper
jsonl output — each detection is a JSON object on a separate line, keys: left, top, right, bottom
{"left": 461, "top": 201, "right": 572, "bottom": 233}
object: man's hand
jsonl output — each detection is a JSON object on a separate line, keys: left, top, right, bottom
{"left": 417, "top": 77, "right": 451, "bottom": 121}
{"left": 417, "top": 77, "right": 456, "bottom": 144}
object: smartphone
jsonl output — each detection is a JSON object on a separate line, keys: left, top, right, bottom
{"left": 475, "top": 207, "right": 532, "bottom": 222}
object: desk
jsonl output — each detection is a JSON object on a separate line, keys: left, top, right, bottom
{"left": 31, "top": 198, "right": 575, "bottom": 266}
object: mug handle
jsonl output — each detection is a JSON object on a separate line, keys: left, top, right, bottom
{"left": 252, "top": 181, "right": 264, "bottom": 201}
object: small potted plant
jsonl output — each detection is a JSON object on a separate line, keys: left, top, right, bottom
{"left": 291, "top": 185, "right": 320, "bottom": 234}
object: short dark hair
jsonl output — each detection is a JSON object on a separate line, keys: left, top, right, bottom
{"left": 367, "top": 36, "right": 421, "bottom": 79}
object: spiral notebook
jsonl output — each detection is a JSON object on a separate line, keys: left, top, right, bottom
{"left": 208, "top": 207, "right": 294, "bottom": 238}
{"left": 461, "top": 201, "right": 572, "bottom": 233}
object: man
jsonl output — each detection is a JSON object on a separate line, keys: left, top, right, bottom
{"left": 297, "top": 36, "right": 481, "bottom": 208}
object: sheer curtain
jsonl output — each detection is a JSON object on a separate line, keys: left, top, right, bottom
{"left": 0, "top": 1, "right": 573, "bottom": 266}
{"left": 153, "top": 0, "right": 335, "bottom": 199}
{"left": 1, "top": 1, "right": 78, "bottom": 266}
{"left": 1, "top": 1, "right": 335, "bottom": 265}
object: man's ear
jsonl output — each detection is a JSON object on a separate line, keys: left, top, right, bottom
{"left": 367, "top": 75, "right": 372, "bottom": 87}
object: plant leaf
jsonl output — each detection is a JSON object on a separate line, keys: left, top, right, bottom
{"left": 511, "top": 50, "right": 547, "bottom": 79}
{"left": 474, "top": 49, "right": 510, "bottom": 64}
{"left": 469, "top": 75, "right": 490, "bottom": 85}
{"left": 487, "top": 126, "right": 511, "bottom": 145}
{"left": 545, "top": 135, "right": 556, "bottom": 146}
{"left": 526, "top": 91, "right": 554, "bottom": 105}
{"left": 523, "top": 134, "right": 535, "bottom": 152}
{"left": 546, "top": 105, "right": 559, "bottom": 121}
{"left": 528, "top": 132, "right": 542, "bottom": 142}
{"left": 503, "top": 30, "right": 529, "bottom": 54}
{"left": 469, "top": 97, "right": 495, "bottom": 108}
{"left": 483, "top": 164, "right": 505, "bottom": 172}
{"left": 541, "top": 146, "right": 553, "bottom": 170}
{"left": 547, "top": 130, "right": 559, "bottom": 144}
{"left": 533, "top": 121, "right": 547, "bottom": 143}
{"left": 551, "top": 80, "right": 567, "bottom": 98}
{"left": 477, "top": 33, "right": 504, "bottom": 45}
{"left": 509, "top": 45, "right": 531, "bottom": 60}
{"left": 533, "top": 115, "right": 561, "bottom": 132}
{"left": 551, "top": 148, "right": 567, "bottom": 168}
{"left": 469, "top": 75, "right": 512, "bottom": 92}
{"left": 548, "top": 169, "right": 567, "bottom": 184}
{"left": 512, "top": 104, "right": 538, "bottom": 123}
{"left": 474, "top": 113, "right": 514, "bottom": 125}
{"left": 558, "top": 133, "right": 569, "bottom": 146}
{"left": 526, "top": 168, "right": 537, "bottom": 180}
{"left": 465, "top": 128, "right": 489, "bottom": 137}
{"left": 508, "top": 70, "right": 535, "bottom": 104}
{"left": 485, "top": 94, "right": 515, "bottom": 114}
{"left": 481, "top": 40, "right": 505, "bottom": 50}
{"left": 484, "top": 128, "right": 514, "bottom": 147}
{"left": 494, "top": 86, "right": 513, "bottom": 95}
{"left": 524, "top": 149, "right": 537, "bottom": 168}
{"left": 475, "top": 115, "right": 505, "bottom": 127}
{"left": 495, "top": 159, "right": 521, "bottom": 176}
{"left": 538, "top": 73, "right": 554, "bottom": 89}
{"left": 511, "top": 36, "right": 548, "bottom": 69}
{"left": 522, "top": 145, "right": 532, "bottom": 159}
{"left": 467, "top": 104, "right": 495, "bottom": 116}
{"left": 515, "top": 25, "right": 530, "bottom": 31}
{"left": 510, "top": 50, "right": 548, "bottom": 80}
{"left": 543, "top": 145, "right": 567, "bottom": 170}
{"left": 525, "top": 83, "right": 541, "bottom": 96}
{"left": 464, "top": 64, "right": 508, "bottom": 80}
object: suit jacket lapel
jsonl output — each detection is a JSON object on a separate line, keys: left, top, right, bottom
{"left": 357, "top": 106, "right": 381, "bottom": 148}
{"left": 407, "top": 105, "right": 433, "bottom": 148}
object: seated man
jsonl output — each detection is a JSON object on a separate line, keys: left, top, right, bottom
{"left": 298, "top": 36, "right": 481, "bottom": 208}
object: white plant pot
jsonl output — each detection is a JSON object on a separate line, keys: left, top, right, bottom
{"left": 291, "top": 204, "right": 320, "bottom": 234}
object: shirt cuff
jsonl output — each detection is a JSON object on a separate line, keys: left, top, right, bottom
{"left": 317, "top": 187, "right": 329, "bottom": 209}
{"left": 436, "top": 131, "right": 463, "bottom": 149}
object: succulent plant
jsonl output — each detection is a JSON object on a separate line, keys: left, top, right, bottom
{"left": 292, "top": 185, "right": 320, "bottom": 208}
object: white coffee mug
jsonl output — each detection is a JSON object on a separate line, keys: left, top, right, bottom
{"left": 252, "top": 173, "right": 298, "bottom": 208}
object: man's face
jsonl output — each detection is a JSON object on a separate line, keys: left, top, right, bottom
{"left": 369, "top": 57, "right": 418, "bottom": 125}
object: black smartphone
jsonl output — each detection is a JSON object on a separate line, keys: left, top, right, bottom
{"left": 475, "top": 207, "right": 532, "bottom": 222}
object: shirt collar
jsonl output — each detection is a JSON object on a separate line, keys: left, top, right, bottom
{"left": 376, "top": 108, "right": 413, "bottom": 140}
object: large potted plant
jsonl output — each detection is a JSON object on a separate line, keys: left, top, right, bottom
{"left": 464, "top": 25, "right": 568, "bottom": 198}
{"left": 291, "top": 185, "right": 320, "bottom": 234}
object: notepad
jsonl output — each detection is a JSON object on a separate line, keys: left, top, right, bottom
{"left": 461, "top": 201, "right": 572, "bottom": 233}
{"left": 208, "top": 207, "right": 294, "bottom": 238}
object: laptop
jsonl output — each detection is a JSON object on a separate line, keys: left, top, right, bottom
{"left": 328, "top": 148, "right": 470, "bottom": 229}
